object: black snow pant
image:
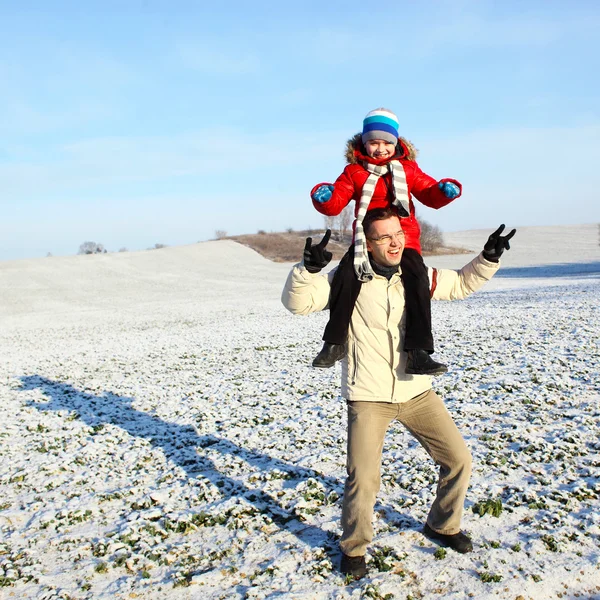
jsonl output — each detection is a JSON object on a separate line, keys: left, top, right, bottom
{"left": 322, "top": 247, "right": 435, "bottom": 352}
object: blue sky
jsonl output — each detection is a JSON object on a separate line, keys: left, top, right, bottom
{"left": 1, "top": 0, "right": 599, "bottom": 260}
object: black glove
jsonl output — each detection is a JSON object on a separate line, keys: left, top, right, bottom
{"left": 303, "top": 229, "right": 332, "bottom": 273}
{"left": 483, "top": 224, "right": 516, "bottom": 262}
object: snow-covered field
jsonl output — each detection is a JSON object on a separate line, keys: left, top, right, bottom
{"left": 1, "top": 224, "right": 599, "bottom": 600}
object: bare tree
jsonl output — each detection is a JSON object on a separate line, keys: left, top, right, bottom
{"left": 338, "top": 204, "right": 353, "bottom": 244}
{"left": 323, "top": 214, "right": 336, "bottom": 237}
{"left": 420, "top": 220, "right": 444, "bottom": 252}
{"left": 321, "top": 209, "right": 444, "bottom": 251}
{"left": 215, "top": 230, "right": 227, "bottom": 239}
{"left": 78, "top": 241, "right": 105, "bottom": 255}
{"left": 323, "top": 206, "right": 353, "bottom": 243}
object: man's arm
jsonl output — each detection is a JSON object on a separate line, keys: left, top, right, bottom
{"left": 281, "top": 264, "right": 333, "bottom": 315}
{"left": 281, "top": 230, "right": 336, "bottom": 315}
{"left": 430, "top": 225, "right": 516, "bottom": 301}
{"left": 430, "top": 253, "right": 499, "bottom": 301}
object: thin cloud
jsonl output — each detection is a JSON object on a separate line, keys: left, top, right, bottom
{"left": 0, "top": 99, "right": 116, "bottom": 137}
{"left": 308, "top": 28, "right": 356, "bottom": 66}
{"left": 0, "top": 129, "right": 344, "bottom": 196}
{"left": 415, "top": 123, "right": 600, "bottom": 230}
{"left": 0, "top": 45, "right": 134, "bottom": 136}
{"left": 175, "top": 41, "right": 261, "bottom": 75}
{"left": 409, "top": 8, "right": 600, "bottom": 58}
{"left": 306, "top": 7, "right": 599, "bottom": 66}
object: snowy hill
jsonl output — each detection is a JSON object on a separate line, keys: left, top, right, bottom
{"left": 0, "top": 240, "right": 292, "bottom": 328}
{"left": 1, "top": 224, "right": 597, "bottom": 323}
{"left": 431, "top": 223, "right": 599, "bottom": 288}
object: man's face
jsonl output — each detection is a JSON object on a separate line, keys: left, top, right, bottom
{"left": 366, "top": 216, "right": 405, "bottom": 267}
{"left": 365, "top": 139, "right": 396, "bottom": 160}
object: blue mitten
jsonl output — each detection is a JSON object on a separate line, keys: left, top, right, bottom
{"left": 312, "top": 184, "right": 334, "bottom": 203}
{"left": 438, "top": 181, "right": 460, "bottom": 199}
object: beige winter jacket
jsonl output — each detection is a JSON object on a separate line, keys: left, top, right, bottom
{"left": 281, "top": 253, "right": 500, "bottom": 403}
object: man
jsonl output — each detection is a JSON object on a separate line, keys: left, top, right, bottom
{"left": 281, "top": 207, "right": 515, "bottom": 579}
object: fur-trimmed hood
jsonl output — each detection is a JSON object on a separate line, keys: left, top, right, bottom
{"left": 345, "top": 133, "right": 418, "bottom": 165}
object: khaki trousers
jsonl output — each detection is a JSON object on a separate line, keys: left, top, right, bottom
{"left": 340, "top": 389, "right": 472, "bottom": 557}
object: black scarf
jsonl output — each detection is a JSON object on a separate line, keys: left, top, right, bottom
{"left": 369, "top": 254, "right": 400, "bottom": 280}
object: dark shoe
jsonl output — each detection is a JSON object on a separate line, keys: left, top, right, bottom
{"left": 340, "top": 553, "right": 367, "bottom": 579}
{"left": 405, "top": 349, "right": 447, "bottom": 376}
{"left": 423, "top": 523, "right": 473, "bottom": 554}
{"left": 312, "top": 342, "right": 346, "bottom": 368}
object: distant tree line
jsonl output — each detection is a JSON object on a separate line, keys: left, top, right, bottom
{"left": 78, "top": 241, "right": 106, "bottom": 255}
{"left": 212, "top": 206, "right": 444, "bottom": 251}
{"left": 322, "top": 205, "right": 353, "bottom": 244}
{"left": 322, "top": 207, "right": 444, "bottom": 251}
{"left": 77, "top": 242, "right": 168, "bottom": 254}
{"left": 419, "top": 220, "right": 444, "bottom": 252}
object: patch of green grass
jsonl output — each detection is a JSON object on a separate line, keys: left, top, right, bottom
{"left": 94, "top": 562, "right": 108, "bottom": 574}
{"left": 479, "top": 571, "right": 503, "bottom": 583}
{"left": 472, "top": 497, "right": 503, "bottom": 517}
{"left": 172, "top": 572, "right": 193, "bottom": 588}
{"left": 369, "top": 546, "right": 406, "bottom": 572}
{"left": 528, "top": 500, "right": 548, "bottom": 510}
{"left": 361, "top": 584, "right": 394, "bottom": 599}
{"left": 541, "top": 534, "right": 559, "bottom": 552}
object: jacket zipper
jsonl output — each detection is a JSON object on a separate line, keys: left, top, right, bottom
{"left": 351, "top": 341, "right": 358, "bottom": 386}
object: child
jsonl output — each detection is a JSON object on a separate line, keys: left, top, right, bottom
{"left": 310, "top": 108, "right": 461, "bottom": 375}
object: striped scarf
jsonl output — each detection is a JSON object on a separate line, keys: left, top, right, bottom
{"left": 353, "top": 160, "right": 410, "bottom": 282}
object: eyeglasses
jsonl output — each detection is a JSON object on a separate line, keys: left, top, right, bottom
{"left": 367, "top": 231, "right": 405, "bottom": 245}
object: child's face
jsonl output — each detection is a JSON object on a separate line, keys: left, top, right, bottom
{"left": 365, "top": 139, "right": 396, "bottom": 160}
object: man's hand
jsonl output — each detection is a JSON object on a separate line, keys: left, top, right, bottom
{"left": 303, "top": 229, "right": 332, "bottom": 273}
{"left": 312, "top": 184, "right": 334, "bottom": 203}
{"left": 483, "top": 224, "right": 516, "bottom": 262}
{"left": 438, "top": 181, "right": 460, "bottom": 199}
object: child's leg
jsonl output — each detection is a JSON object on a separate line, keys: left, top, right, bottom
{"left": 400, "top": 248, "right": 434, "bottom": 352}
{"left": 323, "top": 247, "right": 362, "bottom": 345}
{"left": 401, "top": 249, "right": 447, "bottom": 375}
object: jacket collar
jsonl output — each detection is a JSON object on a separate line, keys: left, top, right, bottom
{"left": 369, "top": 255, "right": 401, "bottom": 280}
{"left": 345, "top": 133, "right": 418, "bottom": 165}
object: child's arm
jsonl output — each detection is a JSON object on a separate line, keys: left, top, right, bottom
{"left": 409, "top": 161, "right": 462, "bottom": 210}
{"left": 311, "top": 166, "right": 356, "bottom": 217}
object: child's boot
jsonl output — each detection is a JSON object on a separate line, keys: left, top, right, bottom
{"left": 312, "top": 342, "right": 346, "bottom": 368}
{"left": 405, "top": 349, "right": 447, "bottom": 376}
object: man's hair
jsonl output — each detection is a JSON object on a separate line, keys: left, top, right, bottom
{"left": 363, "top": 207, "right": 401, "bottom": 237}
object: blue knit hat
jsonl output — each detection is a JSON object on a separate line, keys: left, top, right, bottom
{"left": 361, "top": 108, "right": 399, "bottom": 145}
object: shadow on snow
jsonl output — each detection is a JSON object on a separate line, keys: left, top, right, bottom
{"left": 495, "top": 261, "right": 600, "bottom": 279}
{"left": 20, "top": 374, "right": 338, "bottom": 550}
{"left": 20, "top": 375, "right": 422, "bottom": 558}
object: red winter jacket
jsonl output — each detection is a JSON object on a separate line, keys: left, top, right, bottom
{"left": 311, "top": 134, "right": 461, "bottom": 253}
